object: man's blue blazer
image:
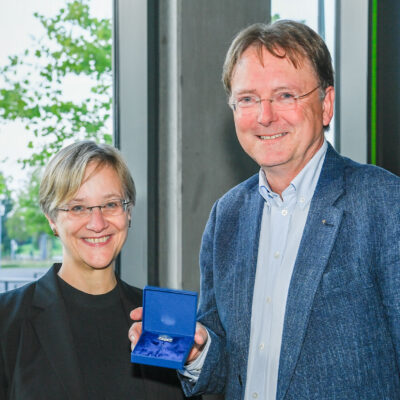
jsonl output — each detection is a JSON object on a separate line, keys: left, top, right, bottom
{"left": 181, "top": 144, "right": 400, "bottom": 399}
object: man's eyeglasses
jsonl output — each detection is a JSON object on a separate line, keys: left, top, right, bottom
{"left": 229, "top": 85, "right": 321, "bottom": 113}
{"left": 56, "top": 199, "right": 132, "bottom": 218}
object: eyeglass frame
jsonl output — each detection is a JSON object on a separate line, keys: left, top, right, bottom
{"left": 229, "top": 85, "right": 321, "bottom": 112}
{"left": 56, "top": 199, "right": 133, "bottom": 218}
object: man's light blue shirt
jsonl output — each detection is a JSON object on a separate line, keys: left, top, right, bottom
{"left": 244, "top": 140, "right": 328, "bottom": 400}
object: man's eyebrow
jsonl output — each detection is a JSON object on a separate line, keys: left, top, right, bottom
{"left": 232, "top": 89, "right": 258, "bottom": 96}
{"left": 232, "top": 86, "right": 297, "bottom": 96}
{"left": 271, "top": 86, "right": 301, "bottom": 93}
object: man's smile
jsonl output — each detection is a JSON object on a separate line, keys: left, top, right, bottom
{"left": 258, "top": 132, "right": 288, "bottom": 140}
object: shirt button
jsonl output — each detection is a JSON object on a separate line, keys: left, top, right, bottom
{"left": 274, "top": 251, "right": 280, "bottom": 258}
{"left": 259, "top": 343, "right": 264, "bottom": 350}
{"left": 266, "top": 297, "right": 271, "bottom": 304}
{"left": 299, "top": 197, "right": 305, "bottom": 203}
{"left": 281, "top": 209, "right": 288, "bottom": 216}
{"left": 252, "top": 393, "right": 258, "bottom": 399}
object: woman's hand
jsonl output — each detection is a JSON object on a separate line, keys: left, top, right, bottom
{"left": 129, "top": 307, "right": 143, "bottom": 351}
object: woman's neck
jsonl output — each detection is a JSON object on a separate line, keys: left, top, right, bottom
{"left": 57, "top": 263, "right": 117, "bottom": 295}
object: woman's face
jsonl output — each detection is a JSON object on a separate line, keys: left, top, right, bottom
{"left": 47, "top": 162, "right": 130, "bottom": 273}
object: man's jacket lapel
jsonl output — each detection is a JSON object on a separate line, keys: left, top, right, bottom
{"left": 277, "top": 146, "right": 346, "bottom": 400}
{"left": 233, "top": 182, "right": 264, "bottom": 384}
{"left": 236, "top": 186, "right": 265, "bottom": 324}
{"left": 30, "top": 266, "right": 86, "bottom": 399}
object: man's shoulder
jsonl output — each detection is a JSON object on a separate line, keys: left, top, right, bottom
{"left": 218, "top": 173, "right": 259, "bottom": 205}
{"left": 341, "top": 156, "right": 400, "bottom": 193}
{"left": 323, "top": 146, "right": 399, "bottom": 194}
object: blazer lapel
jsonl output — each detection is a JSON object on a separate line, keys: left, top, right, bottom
{"left": 118, "top": 280, "right": 142, "bottom": 324}
{"left": 31, "top": 265, "right": 86, "bottom": 400}
{"left": 233, "top": 182, "right": 265, "bottom": 375}
{"left": 277, "top": 146, "right": 346, "bottom": 400}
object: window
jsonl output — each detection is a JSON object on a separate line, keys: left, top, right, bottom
{"left": 271, "top": 0, "right": 337, "bottom": 146}
{"left": 0, "top": 0, "right": 112, "bottom": 292}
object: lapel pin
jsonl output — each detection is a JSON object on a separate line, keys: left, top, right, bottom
{"left": 322, "top": 219, "right": 327, "bottom": 224}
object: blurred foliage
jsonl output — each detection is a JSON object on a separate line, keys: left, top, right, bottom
{"left": 0, "top": 173, "right": 12, "bottom": 198}
{"left": 271, "top": 13, "right": 281, "bottom": 23}
{"left": 5, "top": 170, "right": 51, "bottom": 242}
{"left": 270, "top": 13, "right": 305, "bottom": 25}
{"left": 0, "top": 173, "right": 14, "bottom": 254}
{"left": 0, "top": 0, "right": 112, "bottom": 167}
{"left": 0, "top": 0, "right": 112, "bottom": 256}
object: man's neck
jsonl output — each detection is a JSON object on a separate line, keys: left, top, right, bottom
{"left": 263, "top": 165, "right": 302, "bottom": 197}
{"left": 262, "top": 140, "right": 326, "bottom": 196}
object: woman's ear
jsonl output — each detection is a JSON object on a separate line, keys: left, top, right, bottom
{"left": 45, "top": 214, "right": 58, "bottom": 236}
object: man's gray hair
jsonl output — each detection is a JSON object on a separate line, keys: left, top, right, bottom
{"left": 222, "top": 20, "right": 334, "bottom": 97}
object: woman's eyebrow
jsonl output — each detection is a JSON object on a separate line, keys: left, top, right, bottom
{"left": 68, "top": 193, "right": 123, "bottom": 203}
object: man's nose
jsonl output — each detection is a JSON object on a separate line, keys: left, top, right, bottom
{"left": 86, "top": 207, "right": 109, "bottom": 232}
{"left": 257, "top": 99, "right": 277, "bottom": 126}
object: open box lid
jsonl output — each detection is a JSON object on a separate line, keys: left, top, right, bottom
{"left": 142, "top": 286, "right": 197, "bottom": 337}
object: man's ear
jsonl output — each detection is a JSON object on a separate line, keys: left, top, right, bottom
{"left": 322, "top": 86, "right": 335, "bottom": 127}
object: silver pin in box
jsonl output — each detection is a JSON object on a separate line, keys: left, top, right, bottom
{"left": 158, "top": 335, "right": 173, "bottom": 343}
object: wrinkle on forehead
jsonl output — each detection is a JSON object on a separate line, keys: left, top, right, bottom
{"left": 233, "top": 44, "right": 319, "bottom": 89}
{"left": 252, "top": 42, "right": 305, "bottom": 70}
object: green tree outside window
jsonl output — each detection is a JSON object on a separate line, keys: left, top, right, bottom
{"left": 0, "top": 0, "right": 111, "bottom": 266}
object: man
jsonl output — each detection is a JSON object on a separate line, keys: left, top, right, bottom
{"left": 131, "top": 20, "right": 400, "bottom": 399}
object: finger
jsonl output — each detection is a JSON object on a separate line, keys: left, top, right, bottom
{"left": 186, "top": 323, "right": 208, "bottom": 363}
{"left": 187, "top": 341, "right": 204, "bottom": 363}
{"left": 194, "top": 324, "right": 208, "bottom": 346}
{"left": 187, "top": 347, "right": 199, "bottom": 362}
{"left": 129, "top": 322, "right": 143, "bottom": 351}
{"left": 130, "top": 306, "right": 143, "bottom": 321}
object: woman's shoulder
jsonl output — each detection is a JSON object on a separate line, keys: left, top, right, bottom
{"left": 0, "top": 281, "right": 36, "bottom": 309}
{"left": 118, "top": 279, "right": 143, "bottom": 307}
{"left": 0, "top": 281, "right": 36, "bottom": 336}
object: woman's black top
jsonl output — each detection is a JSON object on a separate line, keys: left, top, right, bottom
{"left": 58, "top": 277, "right": 145, "bottom": 400}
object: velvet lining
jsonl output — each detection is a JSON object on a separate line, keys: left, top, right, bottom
{"left": 134, "top": 332, "right": 193, "bottom": 363}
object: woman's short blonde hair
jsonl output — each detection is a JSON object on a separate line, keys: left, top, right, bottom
{"left": 39, "top": 141, "right": 135, "bottom": 219}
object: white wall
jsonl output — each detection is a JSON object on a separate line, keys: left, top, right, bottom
{"left": 337, "top": 0, "right": 369, "bottom": 163}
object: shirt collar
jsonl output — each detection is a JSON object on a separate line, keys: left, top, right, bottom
{"left": 258, "top": 140, "right": 328, "bottom": 209}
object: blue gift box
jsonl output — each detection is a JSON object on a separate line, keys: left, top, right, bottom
{"left": 131, "top": 285, "right": 198, "bottom": 369}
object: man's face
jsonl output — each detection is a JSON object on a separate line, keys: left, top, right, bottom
{"left": 230, "top": 46, "right": 334, "bottom": 181}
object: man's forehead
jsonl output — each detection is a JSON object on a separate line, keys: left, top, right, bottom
{"left": 237, "top": 44, "right": 306, "bottom": 70}
{"left": 230, "top": 45, "right": 319, "bottom": 92}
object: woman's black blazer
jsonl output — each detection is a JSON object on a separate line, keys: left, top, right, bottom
{"left": 0, "top": 264, "right": 190, "bottom": 400}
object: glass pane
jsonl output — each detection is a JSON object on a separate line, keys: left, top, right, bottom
{"left": 271, "top": 0, "right": 337, "bottom": 146}
{"left": 0, "top": 0, "right": 112, "bottom": 292}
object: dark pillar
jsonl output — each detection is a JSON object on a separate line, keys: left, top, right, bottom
{"left": 371, "top": 0, "right": 400, "bottom": 175}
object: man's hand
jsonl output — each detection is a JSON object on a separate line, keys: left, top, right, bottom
{"left": 128, "top": 307, "right": 209, "bottom": 363}
{"left": 186, "top": 322, "right": 209, "bottom": 363}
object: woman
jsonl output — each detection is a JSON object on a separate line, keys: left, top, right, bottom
{"left": 0, "top": 141, "right": 187, "bottom": 400}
